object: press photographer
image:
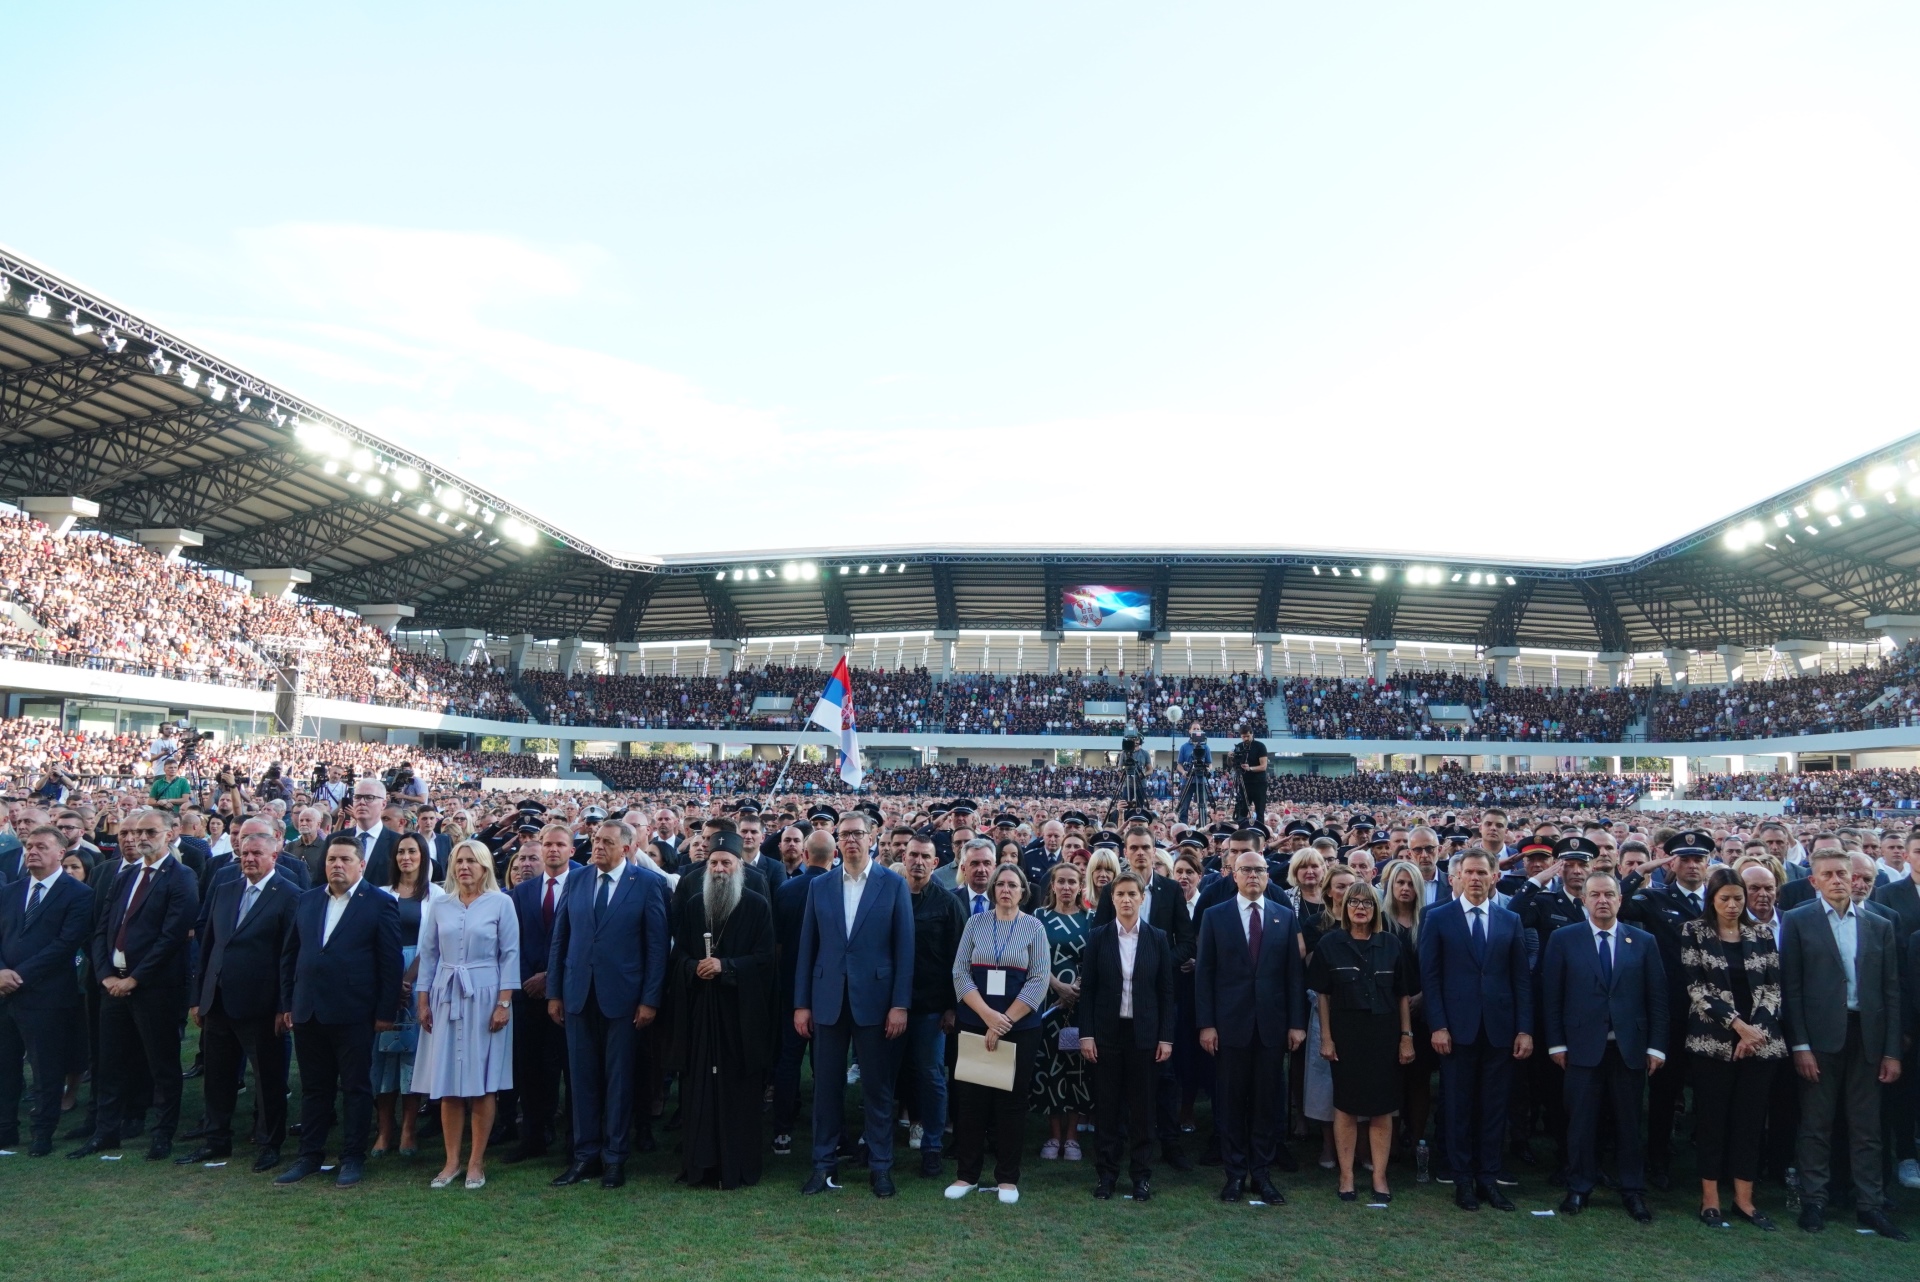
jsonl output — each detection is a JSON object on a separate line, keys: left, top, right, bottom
{"left": 1229, "top": 725, "right": 1269, "bottom": 822}
{"left": 1175, "top": 720, "right": 1211, "bottom": 824}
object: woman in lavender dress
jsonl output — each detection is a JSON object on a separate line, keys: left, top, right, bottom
{"left": 415, "top": 839, "right": 519, "bottom": 1189}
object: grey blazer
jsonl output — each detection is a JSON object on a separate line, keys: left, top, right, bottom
{"left": 1780, "top": 899, "right": 1902, "bottom": 1063}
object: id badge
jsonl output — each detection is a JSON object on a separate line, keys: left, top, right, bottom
{"left": 985, "top": 968, "right": 1008, "bottom": 997}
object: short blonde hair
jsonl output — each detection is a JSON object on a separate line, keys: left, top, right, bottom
{"left": 442, "top": 838, "right": 500, "bottom": 896}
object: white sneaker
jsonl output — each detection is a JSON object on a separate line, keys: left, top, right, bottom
{"left": 1899, "top": 1159, "right": 1920, "bottom": 1190}
{"left": 997, "top": 1184, "right": 1020, "bottom": 1204}
{"left": 944, "top": 1181, "right": 976, "bottom": 1200}
{"left": 908, "top": 1123, "right": 924, "bottom": 1151}
{"left": 1063, "top": 1140, "right": 1082, "bottom": 1161}
{"left": 1039, "top": 1139, "right": 1060, "bottom": 1160}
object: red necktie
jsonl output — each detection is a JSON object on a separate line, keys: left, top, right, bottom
{"left": 542, "top": 876, "right": 558, "bottom": 930}
{"left": 1247, "top": 901, "right": 1263, "bottom": 963}
{"left": 115, "top": 865, "right": 154, "bottom": 957}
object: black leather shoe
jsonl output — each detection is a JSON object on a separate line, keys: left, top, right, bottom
{"left": 1731, "top": 1206, "right": 1777, "bottom": 1232}
{"left": 144, "top": 1138, "right": 173, "bottom": 1162}
{"left": 1454, "top": 1181, "right": 1480, "bottom": 1211}
{"left": 1218, "top": 1176, "right": 1244, "bottom": 1203}
{"left": 600, "top": 1162, "right": 625, "bottom": 1189}
{"left": 1255, "top": 1179, "right": 1286, "bottom": 1205}
{"left": 67, "top": 1138, "right": 116, "bottom": 1159}
{"left": 1164, "top": 1146, "right": 1194, "bottom": 1173}
{"left": 183, "top": 1062, "right": 205, "bottom": 1081}
{"left": 1093, "top": 1177, "right": 1115, "bottom": 1200}
{"left": 1798, "top": 1203, "right": 1825, "bottom": 1233}
{"left": 1858, "top": 1210, "right": 1910, "bottom": 1242}
{"left": 274, "top": 1156, "right": 322, "bottom": 1184}
{"left": 334, "top": 1158, "right": 364, "bottom": 1187}
{"left": 1623, "top": 1192, "right": 1653, "bottom": 1223}
{"left": 871, "top": 1171, "right": 895, "bottom": 1198}
{"left": 175, "top": 1144, "right": 231, "bottom": 1165}
{"left": 801, "top": 1170, "right": 837, "bottom": 1195}
{"left": 550, "top": 1158, "right": 603, "bottom": 1187}
{"left": 1697, "top": 1206, "right": 1725, "bottom": 1228}
{"left": 1558, "top": 1191, "right": 1588, "bottom": 1215}
{"left": 919, "top": 1151, "right": 942, "bottom": 1178}
{"left": 1132, "top": 1178, "right": 1152, "bottom": 1202}
{"left": 1480, "top": 1184, "right": 1515, "bottom": 1212}
{"left": 27, "top": 1138, "right": 52, "bottom": 1157}
{"left": 252, "top": 1149, "right": 283, "bottom": 1173}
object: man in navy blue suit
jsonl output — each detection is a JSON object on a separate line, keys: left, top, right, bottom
{"left": 0, "top": 825, "right": 92, "bottom": 1155}
{"left": 1419, "top": 847, "right": 1534, "bottom": 1212}
{"left": 72, "top": 807, "right": 199, "bottom": 1162}
{"left": 274, "top": 834, "right": 402, "bottom": 1188}
{"left": 504, "top": 822, "right": 581, "bottom": 1164}
{"left": 1194, "top": 850, "right": 1306, "bottom": 1205}
{"left": 185, "top": 825, "right": 303, "bottom": 1171}
{"left": 330, "top": 778, "right": 399, "bottom": 885}
{"left": 202, "top": 816, "right": 310, "bottom": 896}
{"left": 1542, "top": 871, "right": 1667, "bottom": 1222}
{"left": 794, "top": 810, "right": 915, "bottom": 1198}
{"left": 546, "top": 818, "right": 668, "bottom": 1190}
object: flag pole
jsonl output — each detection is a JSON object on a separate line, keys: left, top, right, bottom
{"left": 765, "top": 740, "right": 799, "bottom": 804}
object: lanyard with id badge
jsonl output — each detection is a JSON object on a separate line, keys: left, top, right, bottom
{"left": 968, "top": 915, "right": 1027, "bottom": 1027}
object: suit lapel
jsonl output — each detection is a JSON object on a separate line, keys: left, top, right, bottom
{"left": 848, "top": 866, "right": 884, "bottom": 939}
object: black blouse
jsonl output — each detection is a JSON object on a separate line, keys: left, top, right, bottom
{"left": 1307, "top": 929, "right": 1412, "bottom": 1016}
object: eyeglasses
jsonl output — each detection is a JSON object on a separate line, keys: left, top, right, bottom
{"left": 123, "top": 827, "right": 165, "bottom": 837}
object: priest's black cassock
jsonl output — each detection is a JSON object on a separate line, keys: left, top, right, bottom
{"left": 668, "top": 884, "right": 777, "bottom": 1188}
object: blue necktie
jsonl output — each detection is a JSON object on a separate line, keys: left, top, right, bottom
{"left": 1469, "top": 906, "right": 1486, "bottom": 961}
{"left": 25, "top": 880, "right": 43, "bottom": 920}
{"left": 1597, "top": 929, "right": 1613, "bottom": 987}
{"left": 594, "top": 872, "right": 612, "bottom": 920}
{"left": 972, "top": 894, "right": 987, "bottom": 916}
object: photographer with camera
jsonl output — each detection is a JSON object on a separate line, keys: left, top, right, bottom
{"left": 1230, "top": 726, "right": 1269, "bottom": 824}
{"left": 1175, "top": 721, "right": 1212, "bottom": 825}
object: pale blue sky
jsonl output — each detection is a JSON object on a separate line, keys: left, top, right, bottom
{"left": 9, "top": 3, "right": 1920, "bottom": 560}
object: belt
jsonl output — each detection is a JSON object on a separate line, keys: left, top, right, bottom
{"left": 430, "top": 962, "right": 496, "bottom": 1019}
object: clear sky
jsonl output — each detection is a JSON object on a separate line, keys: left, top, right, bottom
{"left": 9, "top": 3, "right": 1920, "bottom": 561}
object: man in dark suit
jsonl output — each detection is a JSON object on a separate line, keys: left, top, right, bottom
{"left": 794, "top": 810, "right": 915, "bottom": 1198}
{"left": 1783, "top": 847, "right": 1908, "bottom": 1239}
{"left": 546, "top": 818, "right": 669, "bottom": 1190}
{"left": 203, "top": 817, "right": 310, "bottom": 897}
{"left": 274, "top": 834, "right": 402, "bottom": 1188}
{"left": 0, "top": 824, "right": 92, "bottom": 1155}
{"left": 1869, "top": 831, "right": 1920, "bottom": 1190}
{"left": 1096, "top": 825, "right": 1199, "bottom": 1171}
{"left": 1541, "top": 872, "right": 1667, "bottom": 1222}
{"left": 770, "top": 829, "right": 833, "bottom": 1154}
{"left": 1080, "top": 868, "right": 1177, "bottom": 1201}
{"left": 1778, "top": 832, "right": 1845, "bottom": 912}
{"left": 1419, "top": 847, "right": 1534, "bottom": 1212}
{"left": 1194, "top": 850, "right": 1306, "bottom": 1205}
{"left": 71, "top": 807, "right": 199, "bottom": 1162}
{"left": 504, "top": 823, "right": 581, "bottom": 1164}
{"left": 1408, "top": 825, "right": 1454, "bottom": 907}
{"left": 331, "top": 779, "right": 399, "bottom": 885}
{"left": 183, "top": 825, "right": 301, "bottom": 1171}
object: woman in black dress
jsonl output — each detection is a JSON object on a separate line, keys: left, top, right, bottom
{"left": 1308, "top": 880, "right": 1414, "bottom": 1202}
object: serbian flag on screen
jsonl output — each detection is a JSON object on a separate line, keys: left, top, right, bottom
{"left": 808, "top": 656, "right": 865, "bottom": 789}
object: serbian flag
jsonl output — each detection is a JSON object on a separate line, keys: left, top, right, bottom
{"left": 808, "top": 656, "right": 865, "bottom": 789}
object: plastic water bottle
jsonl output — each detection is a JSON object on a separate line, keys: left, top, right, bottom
{"left": 1784, "top": 1168, "right": 1800, "bottom": 1209}
{"left": 1416, "top": 1141, "right": 1431, "bottom": 1183}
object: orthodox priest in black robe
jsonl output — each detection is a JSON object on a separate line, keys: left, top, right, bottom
{"left": 668, "top": 836, "right": 778, "bottom": 1188}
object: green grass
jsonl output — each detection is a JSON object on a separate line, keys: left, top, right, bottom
{"left": 5, "top": 1074, "right": 1917, "bottom": 1282}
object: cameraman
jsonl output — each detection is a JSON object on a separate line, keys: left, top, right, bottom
{"left": 1229, "top": 725, "right": 1269, "bottom": 823}
{"left": 1119, "top": 724, "right": 1150, "bottom": 808}
{"left": 1175, "top": 720, "right": 1211, "bottom": 825}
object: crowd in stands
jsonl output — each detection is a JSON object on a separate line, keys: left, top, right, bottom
{"left": 1687, "top": 766, "right": 1920, "bottom": 812}
{"left": 1647, "top": 648, "right": 1920, "bottom": 741}
{"left": 1282, "top": 672, "right": 1639, "bottom": 742}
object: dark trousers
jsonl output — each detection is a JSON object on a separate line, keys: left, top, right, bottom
{"left": 95, "top": 984, "right": 184, "bottom": 1143}
{"left": 1234, "top": 774, "right": 1267, "bottom": 823}
{"left": 511, "top": 991, "right": 566, "bottom": 1152}
{"left": 292, "top": 1018, "right": 374, "bottom": 1163}
{"left": 810, "top": 1011, "right": 901, "bottom": 1174}
{"left": 201, "top": 997, "right": 287, "bottom": 1151}
{"left": 1092, "top": 1027, "right": 1156, "bottom": 1182}
{"left": 770, "top": 1017, "right": 809, "bottom": 1135}
{"left": 1797, "top": 1014, "right": 1886, "bottom": 1210}
{"left": 1644, "top": 1019, "right": 1687, "bottom": 1172}
{"left": 952, "top": 1027, "right": 1038, "bottom": 1187}
{"left": 1762, "top": 1055, "right": 1799, "bottom": 1177}
{"left": 1439, "top": 1034, "right": 1511, "bottom": 1185}
{"left": 1216, "top": 1037, "right": 1286, "bottom": 1181}
{"left": 1692, "top": 1054, "right": 1778, "bottom": 1183}
{"left": 1885, "top": 1042, "right": 1919, "bottom": 1172}
{"left": 1563, "top": 1043, "right": 1647, "bottom": 1194}
{"left": 0, "top": 1002, "right": 73, "bottom": 1143}
{"left": 564, "top": 999, "right": 635, "bottom": 1163}
{"left": 1512, "top": 1042, "right": 1567, "bottom": 1165}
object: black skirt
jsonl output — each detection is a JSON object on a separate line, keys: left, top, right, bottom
{"left": 1327, "top": 1007, "right": 1404, "bottom": 1118}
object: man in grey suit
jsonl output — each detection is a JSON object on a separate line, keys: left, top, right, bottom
{"left": 1782, "top": 847, "right": 1907, "bottom": 1240}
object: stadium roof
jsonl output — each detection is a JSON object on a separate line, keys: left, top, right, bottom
{"left": 5, "top": 244, "right": 1920, "bottom": 654}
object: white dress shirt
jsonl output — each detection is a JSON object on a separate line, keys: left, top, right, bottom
{"left": 22, "top": 868, "right": 63, "bottom": 911}
{"left": 842, "top": 861, "right": 871, "bottom": 936}
{"left": 1115, "top": 917, "right": 1141, "bottom": 1019}
{"left": 1790, "top": 899, "right": 1860, "bottom": 1053}
{"left": 322, "top": 880, "right": 358, "bottom": 945}
{"left": 1237, "top": 894, "right": 1264, "bottom": 942}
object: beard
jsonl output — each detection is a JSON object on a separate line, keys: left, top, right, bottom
{"left": 703, "top": 862, "right": 743, "bottom": 931}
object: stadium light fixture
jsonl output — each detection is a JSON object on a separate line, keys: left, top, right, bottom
{"left": 1908, "top": 477, "right": 1920, "bottom": 498}
{"left": 351, "top": 448, "right": 373, "bottom": 470}
{"left": 1450, "top": 572, "right": 1462, "bottom": 582}
{"left": 363, "top": 476, "right": 384, "bottom": 497}
{"left": 147, "top": 349, "right": 172, "bottom": 376}
{"left": 1870, "top": 464, "right": 1901, "bottom": 491}
{"left": 781, "top": 563, "right": 798, "bottom": 581}
{"left": 100, "top": 327, "right": 127, "bottom": 353}
{"left": 416, "top": 502, "right": 433, "bottom": 516}
{"left": 715, "top": 570, "right": 726, "bottom": 580}
{"left": 1812, "top": 488, "right": 1839, "bottom": 513}
{"left": 64, "top": 308, "right": 93, "bottom": 337}
{"left": 323, "top": 460, "right": 339, "bottom": 475}
{"left": 393, "top": 467, "right": 420, "bottom": 490}
{"left": 0, "top": 278, "right": 9, "bottom": 300}
{"left": 24, "top": 293, "right": 51, "bottom": 319}
{"left": 1774, "top": 513, "right": 1790, "bottom": 527}
{"left": 436, "top": 510, "right": 449, "bottom": 524}
{"left": 1368, "top": 565, "right": 1386, "bottom": 581}
{"left": 858, "top": 564, "right": 869, "bottom": 574}
{"left": 1827, "top": 514, "right": 1843, "bottom": 528}
{"left": 1468, "top": 572, "right": 1483, "bottom": 585}
{"left": 898, "top": 563, "right": 907, "bottom": 573}
{"left": 876, "top": 564, "right": 887, "bottom": 574}
{"left": 1311, "top": 567, "right": 1321, "bottom": 576}
{"left": 179, "top": 366, "right": 200, "bottom": 390}
{"left": 233, "top": 395, "right": 250, "bottom": 412}
{"left": 1848, "top": 504, "right": 1866, "bottom": 519}
{"left": 801, "top": 562, "right": 818, "bottom": 579}
{"left": 206, "top": 378, "right": 226, "bottom": 402}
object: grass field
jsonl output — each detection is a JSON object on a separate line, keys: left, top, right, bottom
{"left": 5, "top": 1070, "right": 1918, "bottom": 1282}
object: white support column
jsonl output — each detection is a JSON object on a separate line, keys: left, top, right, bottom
{"left": 440, "top": 627, "right": 486, "bottom": 665}
{"left": 508, "top": 633, "right": 536, "bottom": 672}
{"left": 613, "top": 641, "right": 643, "bottom": 676}
{"left": 1366, "top": 638, "right": 1396, "bottom": 679}
{"left": 1595, "top": 651, "right": 1627, "bottom": 687}
{"left": 1149, "top": 635, "right": 1165, "bottom": 676}
{"left": 1670, "top": 755, "right": 1691, "bottom": 798}
{"left": 823, "top": 634, "right": 852, "bottom": 667}
{"left": 1255, "top": 631, "right": 1280, "bottom": 680}
{"left": 932, "top": 629, "right": 958, "bottom": 683}
{"left": 1041, "top": 629, "right": 1062, "bottom": 676}
{"left": 1486, "top": 646, "right": 1519, "bottom": 685}
{"left": 1609, "top": 756, "right": 1622, "bottom": 776}
{"left": 1726, "top": 753, "right": 1746, "bottom": 775}
{"left": 356, "top": 604, "right": 415, "bottom": 637}
{"left": 556, "top": 636, "right": 584, "bottom": 676}
{"left": 1773, "top": 638, "right": 1826, "bottom": 673}
{"left": 1716, "top": 644, "right": 1746, "bottom": 684}
{"left": 135, "top": 528, "right": 204, "bottom": 562}
{"left": 710, "top": 638, "right": 740, "bottom": 676}
{"left": 18, "top": 496, "right": 99, "bottom": 538}
{"left": 1865, "top": 614, "right": 1920, "bottom": 651}
{"left": 557, "top": 740, "right": 575, "bottom": 774}
{"left": 507, "top": 736, "right": 524, "bottom": 753}
{"left": 1661, "top": 648, "right": 1692, "bottom": 687}
{"left": 244, "top": 567, "right": 312, "bottom": 601}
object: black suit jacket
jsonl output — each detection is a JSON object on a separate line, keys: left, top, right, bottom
{"left": 92, "top": 856, "right": 199, "bottom": 988}
{"left": 205, "top": 853, "right": 310, "bottom": 898}
{"left": 1094, "top": 873, "right": 1197, "bottom": 966}
{"left": 1078, "top": 918, "right": 1177, "bottom": 1048}
{"left": 283, "top": 880, "right": 403, "bottom": 1026}
{"left": 0, "top": 872, "right": 91, "bottom": 1011}
{"left": 329, "top": 828, "right": 400, "bottom": 885}
{"left": 508, "top": 866, "right": 583, "bottom": 984}
{"left": 1777, "top": 876, "right": 1819, "bottom": 912}
{"left": 1869, "top": 878, "right": 1920, "bottom": 960}
{"left": 196, "top": 873, "right": 302, "bottom": 1019}
{"left": 1782, "top": 899, "right": 1902, "bottom": 1063}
